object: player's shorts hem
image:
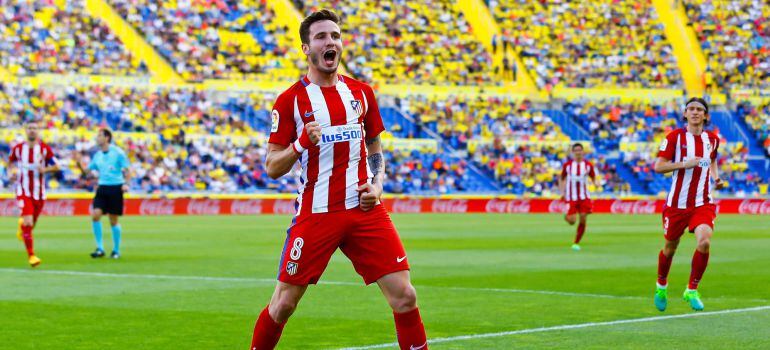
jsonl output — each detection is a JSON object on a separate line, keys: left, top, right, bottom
{"left": 276, "top": 276, "right": 312, "bottom": 287}
{"left": 363, "top": 266, "right": 411, "bottom": 285}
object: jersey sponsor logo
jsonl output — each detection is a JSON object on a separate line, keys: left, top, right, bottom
{"left": 698, "top": 158, "right": 711, "bottom": 168}
{"left": 286, "top": 261, "right": 298, "bottom": 276}
{"left": 319, "top": 124, "right": 363, "bottom": 145}
{"left": 350, "top": 99, "right": 363, "bottom": 117}
{"left": 658, "top": 139, "right": 668, "bottom": 152}
{"left": 271, "top": 110, "right": 280, "bottom": 133}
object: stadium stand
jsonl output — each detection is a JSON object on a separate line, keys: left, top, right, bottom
{"left": 0, "top": 0, "right": 146, "bottom": 76}
{"left": 684, "top": 0, "right": 770, "bottom": 91}
{"left": 488, "top": 0, "right": 683, "bottom": 89}
{"left": 296, "top": 0, "right": 497, "bottom": 85}
{"left": 108, "top": 0, "right": 303, "bottom": 81}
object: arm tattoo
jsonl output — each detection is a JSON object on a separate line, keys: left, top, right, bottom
{"left": 366, "top": 135, "right": 380, "bottom": 146}
{"left": 367, "top": 153, "right": 384, "bottom": 183}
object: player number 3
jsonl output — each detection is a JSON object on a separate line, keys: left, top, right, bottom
{"left": 290, "top": 238, "right": 304, "bottom": 260}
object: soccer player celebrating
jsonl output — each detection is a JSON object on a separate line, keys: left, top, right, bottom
{"left": 559, "top": 143, "right": 597, "bottom": 251}
{"left": 654, "top": 97, "right": 723, "bottom": 312}
{"left": 250, "top": 10, "right": 427, "bottom": 350}
{"left": 79, "top": 129, "right": 130, "bottom": 259}
{"left": 8, "top": 121, "right": 59, "bottom": 267}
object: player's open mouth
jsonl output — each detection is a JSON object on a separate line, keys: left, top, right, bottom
{"left": 323, "top": 49, "right": 337, "bottom": 66}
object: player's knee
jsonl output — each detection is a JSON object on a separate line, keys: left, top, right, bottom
{"left": 565, "top": 215, "right": 576, "bottom": 225}
{"left": 269, "top": 296, "right": 299, "bottom": 323}
{"left": 697, "top": 237, "right": 711, "bottom": 252}
{"left": 389, "top": 284, "right": 418, "bottom": 313}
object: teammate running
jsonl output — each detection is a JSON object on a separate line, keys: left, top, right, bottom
{"left": 654, "top": 97, "right": 723, "bottom": 312}
{"left": 8, "top": 121, "right": 59, "bottom": 267}
{"left": 559, "top": 143, "right": 597, "bottom": 251}
{"left": 250, "top": 10, "right": 427, "bottom": 349}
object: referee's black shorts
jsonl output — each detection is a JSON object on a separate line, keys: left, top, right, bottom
{"left": 93, "top": 185, "right": 124, "bottom": 216}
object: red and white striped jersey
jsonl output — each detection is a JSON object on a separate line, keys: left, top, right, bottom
{"left": 657, "top": 128, "right": 720, "bottom": 209}
{"left": 8, "top": 141, "right": 56, "bottom": 200}
{"left": 561, "top": 160, "right": 596, "bottom": 201}
{"left": 269, "top": 75, "right": 384, "bottom": 216}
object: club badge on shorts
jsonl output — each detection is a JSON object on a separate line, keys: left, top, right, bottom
{"left": 286, "top": 261, "right": 298, "bottom": 276}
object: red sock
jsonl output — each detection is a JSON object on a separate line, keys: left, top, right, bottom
{"left": 250, "top": 306, "right": 285, "bottom": 350}
{"left": 574, "top": 222, "right": 586, "bottom": 244}
{"left": 22, "top": 225, "right": 34, "bottom": 256}
{"left": 394, "top": 308, "right": 427, "bottom": 350}
{"left": 657, "top": 250, "right": 673, "bottom": 285}
{"left": 688, "top": 250, "right": 710, "bottom": 290}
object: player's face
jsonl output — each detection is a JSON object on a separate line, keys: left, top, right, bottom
{"left": 684, "top": 105, "right": 707, "bottom": 126}
{"left": 572, "top": 146, "right": 584, "bottom": 160}
{"left": 96, "top": 132, "right": 107, "bottom": 146}
{"left": 303, "top": 20, "right": 342, "bottom": 74}
{"left": 25, "top": 123, "right": 39, "bottom": 142}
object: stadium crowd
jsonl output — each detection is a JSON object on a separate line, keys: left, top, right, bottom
{"left": 296, "top": 0, "right": 496, "bottom": 85}
{"left": 109, "top": 0, "right": 303, "bottom": 81}
{"left": 489, "top": 0, "right": 683, "bottom": 89}
{"left": 0, "top": 0, "right": 145, "bottom": 76}
{"left": 685, "top": 0, "right": 770, "bottom": 91}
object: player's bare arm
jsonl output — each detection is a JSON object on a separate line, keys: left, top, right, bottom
{"left": 654, "top": 156, "right": 701, "bottom": 174}
{"left": 710, "top": 159, "right": 724, "bottom": 190}
{"left": 122, "top": 169, "right": 131, "bottom": 193}
{"left": 358, "top": 135, "right": 384, "bottom": 211}
{"left": 266, "top": 121, "right": 322, "bottom": 179}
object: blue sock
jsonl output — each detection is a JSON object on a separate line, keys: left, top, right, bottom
{"left": 92, "top": 221, "right": 104, "bottom": 251}
{"left": 111, "top": 224, "right": 122, "bottom": 254}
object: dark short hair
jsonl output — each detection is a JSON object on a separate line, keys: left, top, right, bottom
{"left": 100, "top": 128, "right": 113, "bottom": 143}
{"left": 683, "top": 97, "right": 710, "bottom": 125}
{"left": 572, "top": 143, "right": 584, "bottom": 151}
{"left": 299, "top": 9, "right": 340, "bottom": 44}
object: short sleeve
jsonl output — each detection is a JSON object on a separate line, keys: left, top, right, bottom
{"left": 657, "top": 132, "right": 677, "bottom": 160}
{"left": 120, "top": 150, "right": 130, "bottom": 170}
{"left": 560, "top": 162, "right": 568, "bottom": 180}
{"left": 44, "top": 144, "right": 57, "bottom": 166}
{"left": 588, "top": 163, "right": 596, "bottom": 179}
{"left": 362, "top": 85, "right": 385, "bottom": 140}
{"left": 88, "top": 154, "right": 98, "bottom": 171}
{"left": 8, "top": 146, "right": 17, "bottom": 162}
{"left": 268, "top": 91, "right": 297, "bottom": 147}
{"left": 711, "top": 137, "right": 719, "bottom": 161}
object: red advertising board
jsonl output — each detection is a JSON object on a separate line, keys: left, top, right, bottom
{"left": 1, "top": 198, "right": 769, "bottom": 216}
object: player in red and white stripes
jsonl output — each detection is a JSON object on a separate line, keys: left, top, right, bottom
{"left": 250, "top": 10, "right": 427, "bottom": 350}
{"left": 559, "top": 143, "right": 598, "bottom": 251}
{"left": 653, "top": 97, "right": 723, "bottom": 312}
{"left": 7, "top": 121, "right": 59, "bottom": 267}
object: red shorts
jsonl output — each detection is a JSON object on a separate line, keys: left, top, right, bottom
{"left": 277, "top": 204, "right": 409, "bottom": 285}
{"left": 662, "top": 204, "right": 716, "bottom": 241}
{"left": 17, "top": 196, "right": 45, "bottom": 222}
{"left": 567, "top": 199, "right": 592, "bottom": 216}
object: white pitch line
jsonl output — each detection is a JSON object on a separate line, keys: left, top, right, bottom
{"left": 1, "top": 268, "right": 766, "bottom": 303}
{"left": 340, "top": 305, "right": 770, "bottom": 350}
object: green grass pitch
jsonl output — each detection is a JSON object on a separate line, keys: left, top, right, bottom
{"left": 1, "top": 214, "right": 769, "bottom": 349}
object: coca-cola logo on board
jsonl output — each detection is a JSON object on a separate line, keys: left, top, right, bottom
{"left": 485, "top": 199, "right": 531, "bottom": 213}
{"left": 610, "top": 200, "right": 657, "bottom": 214}
{"left": 392, "top": 199, "right": 422, "bottom": 213}
{"left": 0, "top": 199, "right": 19, "bottom": 216}
{"left": 42, "top": 200, "right": 76, "bottom": 216}
{"left": 187, "top": 199, "right": 221, "bottom": 215}
{"left": 548, "top": 200, "right": 569, "bottom": 213}
{"left": 139, "top": 199, "right": 176, "bottom": 215}
{"left": 738, "top": 200, "right": 770, "bottom": 215}
{"left": 231, "top": 199, "right": 263, "bottom": 215}
{"left": 273, "top": 200, "right": 297, "bottom": 215}
{"left": 431, "top": 199, "right": 468, "bottom": 213}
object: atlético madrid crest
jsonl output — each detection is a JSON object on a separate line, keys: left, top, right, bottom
{"left": 351, "top": 99, "right": 363, "bottom": 117}
{"left": 286, "top": 261, "right": 298, "bottom": 276}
